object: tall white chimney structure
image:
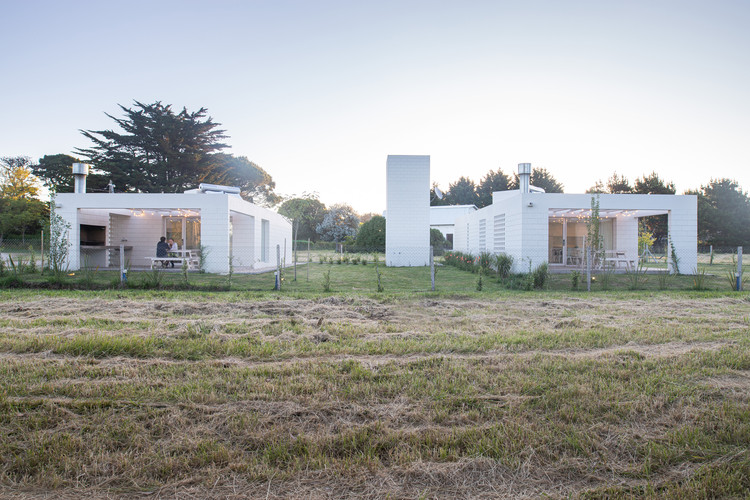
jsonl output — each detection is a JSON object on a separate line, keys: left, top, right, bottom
{"left": 518, "top": 163, "right": 531, "bottom": 193}
{"left": 385, "top": 155, "right": 430, "bottom": 266}
{"left": 72, "top": 163, "right": 90, "bottom": 194}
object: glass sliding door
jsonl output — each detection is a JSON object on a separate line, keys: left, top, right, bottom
{"left": 549, "top": 220, "right": 564, "bottom": 264}
{"left": 164, "top": 217, "right": 201, "bottom": 250}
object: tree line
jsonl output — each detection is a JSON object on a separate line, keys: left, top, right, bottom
{"left": 1, "top": 99, "right": 748, "bottom": 248}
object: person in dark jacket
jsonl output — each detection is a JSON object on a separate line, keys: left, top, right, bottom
{"left": 156, "top": 237, "right": 170, "bottom": 268}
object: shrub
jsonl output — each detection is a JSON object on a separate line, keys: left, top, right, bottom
{"left": 692, "top": 268, "right": 708, "bottom": 290}
{"left": 495, "top": 253, "right": 513, "bottom": 280}
{"left": 356, "top": 215, "right": 385, "bottom": 248}
{"left": 570, "top": 270, "right": 580, "bottom": 290}
{"left": 626, "top": 262, "right": 648, "bottom": 290}
{"left": 478, "top": 252, "right": 493, "bottom": 275}
{"left": 444, "top": 251, "right": 477, "bottom": 273}
{"left": 531, "top": 263, "right": 549, "bottom": 290}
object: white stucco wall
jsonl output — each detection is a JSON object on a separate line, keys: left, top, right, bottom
{"left": 385, "top": 155, "right": 430, "bottom": 266}
{"left": 55, "top": 192, "right": 292, "bottom": 274}
{"left": 453, "top": 191, "right": 697, "bottom": 274}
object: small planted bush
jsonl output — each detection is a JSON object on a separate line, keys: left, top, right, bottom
{"left": 478, "top": 252, "right": 493, "bottom": 275}
{"left": 495, "top": 253, "right": 513, "bottom": 280}
{"left": 531, "top": 262, "right": 549, "bottom": 290}
{"left": 570, "top": 270, "right": 580, "bottom": 290}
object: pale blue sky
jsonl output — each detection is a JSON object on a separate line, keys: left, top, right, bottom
{"left": 2, "top": 0, "right": 749, "bottom": 213}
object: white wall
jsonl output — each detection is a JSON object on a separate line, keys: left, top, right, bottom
{"left": 385, "top": 155, "right": 430, "bottom": 266}
{"left": 56, "top": 192, "right": 292, "bottom": 274}
{"left": 453, "top": 191, "right": 698, "bottom": 274}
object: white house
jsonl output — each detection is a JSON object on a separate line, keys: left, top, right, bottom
{"left": 453, "top": 163, "right": 697, "bottom": 274}
{"left": 55, "top": 164, "right": 292, "bottom": 274}
{"left": 429, "top": 205, "right": 477, "bottom": 245}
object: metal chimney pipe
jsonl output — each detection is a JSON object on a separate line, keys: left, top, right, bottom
{"left": 72, "top": 163, "right": 90, "bottom": 194}
{"left": 518, "top": 163, "right": 531, "bottom": 193}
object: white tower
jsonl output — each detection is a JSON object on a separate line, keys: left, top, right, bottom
{"left": 385, "top": 155, "right": 430, "bottom": 266}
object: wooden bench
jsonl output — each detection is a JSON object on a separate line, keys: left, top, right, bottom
{"left": 147, "top": 257, "right": 199, "bottom": 270}
{"left": 604, "top": 251, "right": 635, "bottom": 271}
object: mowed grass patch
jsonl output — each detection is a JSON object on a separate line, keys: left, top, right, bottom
{"left": 0, "top": 292, "right": 749, "bottom": 497}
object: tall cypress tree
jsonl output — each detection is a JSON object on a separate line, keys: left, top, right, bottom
{"left": 76, "top": 101, "right": 277, "bottom": 202}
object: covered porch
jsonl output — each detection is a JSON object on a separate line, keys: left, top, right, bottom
{"left": 547, "top": 207, "right": 669, "bottom": 272}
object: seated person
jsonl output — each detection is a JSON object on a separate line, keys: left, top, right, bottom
{"left": 167, "top": 238, "right": 179, "bottom": 268}
{"left": 156, "top": 237, "right": 170, "bottom": 267}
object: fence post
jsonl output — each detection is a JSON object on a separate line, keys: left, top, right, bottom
{"left": 307, "top": 239, "right": 310, "bottom": 282}
{"left": 586, "top": 246, "right": 592, "bottom": 292}
{"left": 430, "top": 246, "right": 435, "bottom": 291}
{"left": 738, "top": 246, "right": 743, "bottom": 292}
{"left": 40, "top": 230, "right": 44, "bottom": 272}
{"left": 119, "top": 242, "right": 127, "bottom": 286}
{"left": 709, "top": 245, "right": 713, "bottom": 265}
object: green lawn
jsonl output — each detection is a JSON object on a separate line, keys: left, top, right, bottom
{"left": 1, "top": 255, "right": 747, "bottom": 294}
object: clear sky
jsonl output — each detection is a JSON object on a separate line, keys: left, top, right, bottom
{"left": 2, "top": 0, "right": 749, "bottom": 213}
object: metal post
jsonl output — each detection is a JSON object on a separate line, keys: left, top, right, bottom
{"left": 307, "top": 238, "right": 310, "bottom": 282}
{"left": 430, "top": 246, "right": 435, "bottom": 291}
{"left": 738, "top": 246, "right": 743, "bottom": 292}
{"left": 275, "top": 244, "right": 281, "bottom": 290}
{"left": 586, "top": 246, "right": 591, "bottom": 292}
{"left": 119, "top": 243, "right": 126, "bottom": 285}
{"left": 40, "top": 230, "right": 44, "bottom": 272}
{"left": 709, "top": 245, "right": 713, "bottom": 265}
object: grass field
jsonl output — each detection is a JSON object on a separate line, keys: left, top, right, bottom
{"left": 1, "top": 285, "right": 749, "bottom": 498}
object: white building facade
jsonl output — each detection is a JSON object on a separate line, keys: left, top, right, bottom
{"left": 429, "top": 205, "right": 477, "bottom": 245}
{"left": 453, "top": 166, "right": 697, "bottom": 274}
{"left": 385, "top": 155, "right": 431, "bottom": 266}
{"left": 55, "top": 177, "right": 292, "bottom": 274}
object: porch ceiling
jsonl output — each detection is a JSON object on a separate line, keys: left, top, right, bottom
{"left": 80, "top": 208, "right": 201, "bottom": 217}
{"left": 548, "top": 208, "right": 668, "bottom": 218}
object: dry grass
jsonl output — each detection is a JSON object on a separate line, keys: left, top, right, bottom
{"left": 1, "top": 292, "right": 749, "bottom": 498}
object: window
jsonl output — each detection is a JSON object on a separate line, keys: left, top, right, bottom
{"left": 261, "top": 219, "right": 270, "bottom": 262}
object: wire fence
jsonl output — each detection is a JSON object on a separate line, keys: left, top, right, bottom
{"left": 1, "top": 235, "right": 747, "bottom": 292}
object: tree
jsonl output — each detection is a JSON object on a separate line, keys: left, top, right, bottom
{"left": 476, "top": 168, "right": 510, "bottom": 208}
{"left": 316, "top": 204, "right": 360, "bottom": 242}
{"left": 445, "top": 176, "right": 479, "bottom": 205}
{"left": 0, "top": 156, "right": 40, "bottom": 200}
{"left": 606, "top": 172, "right": 633, "bottom": 194}
{"left": 587, "top": 172, "right": 633, "bottom": 194}
{"left": 0, "top": 197, "right": 48, "bottom": 241}
{"left": 633, "top": 172, "right": 676, "bottom": 244}
{"left": 633, "top": 172, "right": 676, "bottom": 195}
{"left": 31, "top": 154, "right": 110, "bottom": 193}
{"left": 75, "top": 101, "right": 277, "bottom": 201}
{"left": 510, "top": 168, "right": 564, "bottom": 193}
{"left": 0, "top": 157, "right": 46, "bottom": 242}
{"left": 211, "top": 154, "right": 279, "bottom": 205}
{"left": 278, "top": 194, "right": 327, "bottom": 242}
{"left": 355, "top": 215, "right": 385, "bottom": 248}
{"left": 430, "top": 228, "right": 446, "bottom": 249}
{"left": 691, "top": 179, "right": 750, "bottom": 247}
